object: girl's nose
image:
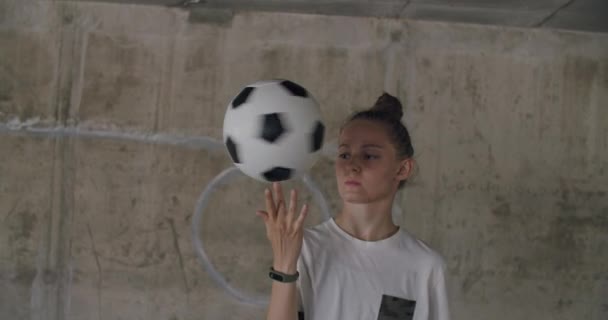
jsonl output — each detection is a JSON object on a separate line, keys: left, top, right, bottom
{"left": 347, "top": 157, "right": 361, "bottom": 173}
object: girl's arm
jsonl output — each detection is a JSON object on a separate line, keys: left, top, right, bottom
{"left": 256, "top": 183, "right": 308, "bottom": 320}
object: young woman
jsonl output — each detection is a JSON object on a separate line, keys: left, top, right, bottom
{"left": 256, "top": 93, "right": 450, "bottom": 320}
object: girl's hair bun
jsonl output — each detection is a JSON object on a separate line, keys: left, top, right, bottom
{"left": 369, "top": 92, "right": 403, "bottom": 120}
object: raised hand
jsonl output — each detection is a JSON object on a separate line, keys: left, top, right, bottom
{"left": 256, "top": 182, "right": 309, "bottom": 274}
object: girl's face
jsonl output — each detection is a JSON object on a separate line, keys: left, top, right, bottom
{"left": 335, "top": 119, "right": 410, "bottom": 204}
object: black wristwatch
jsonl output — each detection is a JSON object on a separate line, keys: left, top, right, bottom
{"left": 269, "top": 267, "right": 299, "bottom": 283}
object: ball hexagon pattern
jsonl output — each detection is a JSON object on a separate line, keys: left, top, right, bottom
{"left": 260, "top": 113, "right": 288, "bottom": 143}
{"left": 223, "top": 79, "right": 325, "bottom": 182}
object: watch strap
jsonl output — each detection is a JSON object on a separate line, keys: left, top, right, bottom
{"left": 268, "top": 267, "right": 299, "bottom": 283}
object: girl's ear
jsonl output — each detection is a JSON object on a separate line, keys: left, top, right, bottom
{"left": 396, "top": 158, "right": 414, "bottom": 182}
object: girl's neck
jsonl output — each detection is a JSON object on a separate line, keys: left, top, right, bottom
{"left": 335, "top": 199, "right": 399, "bottom": 242}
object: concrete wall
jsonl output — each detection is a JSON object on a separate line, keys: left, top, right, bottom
{"left": 1, "top": 1, "right": 607, "bottom": 319}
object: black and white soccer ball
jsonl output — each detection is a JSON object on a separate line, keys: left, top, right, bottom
{"left": 223, "top": 79, "right": 325, "bottom": 182}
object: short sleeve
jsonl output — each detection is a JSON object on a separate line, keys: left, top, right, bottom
{"left": 428, "top": 259, "right": 450, "bottom": 320}
{"left": 296, "top": 281, "right": 305, "bottom": 320}
{"left": 296, "top": 247, "right": 312, "bottom": 319}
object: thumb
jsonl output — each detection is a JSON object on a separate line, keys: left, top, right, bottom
{"left": 256, "top": 210, "right": 269, "bottom": 222}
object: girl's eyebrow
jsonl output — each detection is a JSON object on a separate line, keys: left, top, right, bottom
{"left": 362, "top": 144, "right": 383, "bottom": 149}
{"left": 338, "top": 144, "right": 383, "bottom": 149}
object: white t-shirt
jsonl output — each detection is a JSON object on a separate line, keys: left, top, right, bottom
{"left": 297, "top": 218, "right": 450, "bottom": 320}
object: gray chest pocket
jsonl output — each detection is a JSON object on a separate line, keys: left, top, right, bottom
{"left": 377, "top": 294, "right": 416, "bottom": 320}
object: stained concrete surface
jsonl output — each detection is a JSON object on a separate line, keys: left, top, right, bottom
{"left": 76, "top": 0, "right": 608, "bottom": 33}
{"left": 0, "top": 1, "right": 607, "bottom": 320}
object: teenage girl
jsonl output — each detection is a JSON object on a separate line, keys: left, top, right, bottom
{"left": 256, "top": 93, "right": 450, "bottom": 320}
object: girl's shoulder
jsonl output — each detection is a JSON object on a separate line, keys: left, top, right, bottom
{"left": 397, "top": 228, "right": 447, "bottom": 269}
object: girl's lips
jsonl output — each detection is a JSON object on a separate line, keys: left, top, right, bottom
{"left": 345, "top": 180, "right": 361, "bottom": 186}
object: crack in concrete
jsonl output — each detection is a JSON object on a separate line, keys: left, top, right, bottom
{"left": 167, "top": 217, "right": 190, "bottom": 293}
{"left": 3, "top": 197, "right": 21, "bottom": 223}
{"left": 534, "top": 0, "right": 576, "bottom": 27}
{"left": 397, "top": 0, "right": 412, "bottom": 19}
{"left": 86, "top": 223, "right": 103, "bottom": 320}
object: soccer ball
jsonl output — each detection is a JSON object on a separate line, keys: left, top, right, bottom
{"left": 223, "top": 79, "right": 325, "bottom": 182}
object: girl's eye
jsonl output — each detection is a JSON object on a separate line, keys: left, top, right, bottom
{"left": 338, "top": 153, "right": 350, "bottom": 159}
{"left": 364, "top": 154, "right": 379, "bottom": 160}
